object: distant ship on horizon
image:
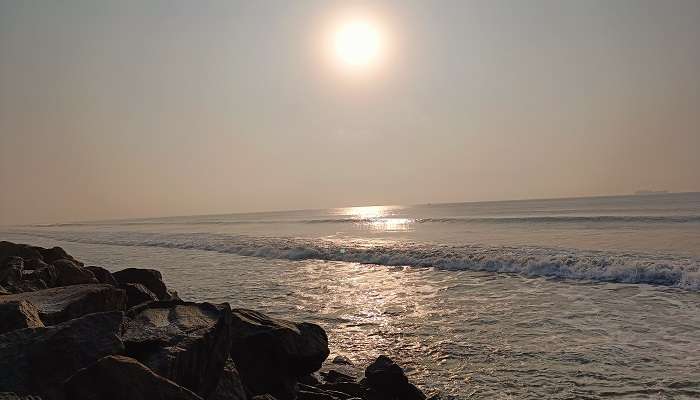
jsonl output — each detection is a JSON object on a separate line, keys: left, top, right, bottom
{"left": 634, "top": 190, "right": 670, "bottom": 195}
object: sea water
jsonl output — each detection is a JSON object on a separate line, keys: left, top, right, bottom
{"left": 3, "top": 192, "right": 700, "bottom": 398}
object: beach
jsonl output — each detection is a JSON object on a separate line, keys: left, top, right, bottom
{"left": 3, "top": 192, "right": 700, "bottom": 398}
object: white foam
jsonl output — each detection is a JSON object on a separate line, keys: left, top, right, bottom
{"left": 7, "top": 230, "right": 699, "bottom": 291}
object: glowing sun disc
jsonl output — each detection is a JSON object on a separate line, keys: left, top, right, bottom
{"left": 332, "top": 19, "right": 384, "bottom": 69}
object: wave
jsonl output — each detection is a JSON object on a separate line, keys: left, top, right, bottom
{"left": 7, "top": 230, "right": 700, "bottom": 291}
{"left": 31, "top": 214, "right": 700, "bottom": 228}
{"left": 415, "top": 215, "right": 700, "bottom": 224}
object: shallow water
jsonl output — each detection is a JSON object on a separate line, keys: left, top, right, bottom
{"left": 3, "top": 234, "right": 699, "bottom": 399}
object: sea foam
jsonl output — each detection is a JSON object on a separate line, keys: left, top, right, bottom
{"left": 9, "top": 230, "right": 699, "bottom": 291}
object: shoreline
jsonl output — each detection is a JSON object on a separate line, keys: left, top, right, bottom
{"left": 0, "top": 240, "right": 436, "bottom": 400}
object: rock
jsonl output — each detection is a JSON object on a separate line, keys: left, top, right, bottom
{"left": 113, "top": 268, "right": 170, "bottom": 300}
{"left": 23, "top": 257, "right": 49, "bottom": 270}
{"left": 85, "top": 266, "right": 118, "bottom": 286}
{"left": 318, "top": 382, "right": 365, "bottom": 398}
{"left": 32, "top": 264, "right": 58, "bottom": 287}
{"left": 0, "top": 300, "right": 44, "bottom": 334}
{"left": 229, "top": 309, "right": 330, "bottom": 400}
{"left": 122, "top": 300, "right": 233, "bottom": 398}
{"left": 1, "top": 257, "right": 54, "bottom": 293}
{"left": 64, "top": 355, "right": 203, "bottom": 400}
{"left": 53, "top": 259, "right": 97, "bottom": 286}
{"left": 39, "top": 246, "right": 83, "bottom": 266}
{"left": 319, "top": 356, "right": 360, "bottom": 385}
{"left": 321, "top": 370, "right": 356, "bottom": 384}
{"left": 252, "top": 395, "right": 278, "bottom": 400}
{"left": 364, "top": 356, "right": 426, "bottom": 400}
{"left": 0, "top": 257, "right": 24, "bottom": 287}
{"left": 297, "top": 384, "right": 355, "bottom": 400}
{"left": 0, "top": 241, "right": 42, "bottom": 263}
{"left": 121, "top": 283, "right": 158, "bottom": 309}
{"left": 210, "top": 357, "right": 248, "bottom": 400}
{"left": 0, "top": 284, "right": 126, "bottom": 325}
{"left": 332, "top": 356, "right": 353, "bottom": 365}
{"left": 0, "top": 392, "right": 44, "bottom": 399}
{"left": 299, "top": 373, "right": 322, "bottom": 386}
{"left": 0, "top": 311, "right": 124, "bottom": 399}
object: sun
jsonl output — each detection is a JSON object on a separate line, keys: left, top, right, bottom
{"left": 331, "top": 18, "right": 385, "bottom": 71}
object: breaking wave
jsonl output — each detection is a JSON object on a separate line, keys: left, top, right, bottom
{"left": 9, "top": 230, "right": 700, "bottom": 291}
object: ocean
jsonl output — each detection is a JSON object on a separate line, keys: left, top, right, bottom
{"left": 3, "top": 192, "right": 700, "bottom": 398}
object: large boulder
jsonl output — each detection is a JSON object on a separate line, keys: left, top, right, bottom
{"left": 210, "top": 357, "right": 248, "bottom": 400}
{"left": 64, "top": 355, "right": 203, "bottom": 400}
{"left": 0, "top": 311, "right": 124, "bottom": 399}
{"left": 85, "top": 266, "right": 118, "bottom": 286}
{"left": 121, "top": 283, "right": 159, "bottom": 309}
{"left": 0, "top": 284, "right": 126, "bottom": 325}
{"left": 122, "top": 300, "right": 233, "bottom": 398}
{"left": 364, "top": 356, "right": 426, "bottom": 400}
{"left": 39, "top": 246, "right": 83, "bottom": 266}
{"left": 53, "top": 259, "right": 97, "bottom": 286}
{"left": 0, "top": 300, "right": 44, "bottom": 334}
{"left": 0, "top": 241, "right": 42, "bottom": 263}
{"left": 113, "top": 268, "right": 170, "bottom": 300}
{"left": 229, "top": 309, "right": 330, "bottom": 400}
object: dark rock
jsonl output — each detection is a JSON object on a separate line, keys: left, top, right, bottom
{"left": 1, "top": 257, "right": 55, "bottom": 293}
{"left": 229, "top": 309, "right": 330, "bottom": 400}
{"left": 364, "top": 356, "right": 426, "bottom": 400}
{"left": 53, "top": 259, "right": 97, "bottom": 286}
{"left": 0, "top": 257, "right": 24, "bottom": 287}
{"left": 0, "top": 241, "right": 42, "bottom": 263}
{"left": 297, "top": 384, "right": 354, "bottom": 400}
{"left": 252, "top": 396, "right": 278, "bottom": 400}
{"left": 332, "top": 356, "right": 353, "bottom": 365}
{"left": 168, "top": 289, "right": 181, "bottom": 300}
{"left": 23, "top": 257, "right": 49, "bottom": 270}
{"left": 121, "top": 283, "right": 158, "bottom": 309}
{"left": 297, "top": 390, "right": 339, "bottom": 400}
{"left": 32, "top": 265, "right": 58, "bottom": 287}
{"left": 0, "top": 300, "right": 44, "bottom": 334}
{"left": 319, "top": 357, "right": 360, "bottom": 386}
{"left": 318, "top": 382, "right": 366, "bottom": 398}
{"left": 64, "top": 355, "right": 203, "bottom": 400}
{"left": 365, "top": 356, "right": 408, "bottom": 391}
{"left": 0, "top": 392, "right": 44, "bottom": 400}
{"left": 299, "top": 373, "right": 322, "bottom": 386}
{"left": 321, "top": 370, "right": 356, "bottom": 384}
{"left": 210, "top": 357, "right": 248, "bottom": 400}
{"left": 0, "top": 284, "right": 126, "bottom": 325}
{"left": 113, "top": 268, "right": 170, "bottom": 300}
{"left": 84, "top": 266, "right": 118, "bottom": 286}
{"left": 39, "top": 246, "right": 83, "bottom": 266}
{"left": 122, "top": 300, "right": 233, "bottom": 398}
{"left": 0, "top": 311, "right": 124, "bottom": 399}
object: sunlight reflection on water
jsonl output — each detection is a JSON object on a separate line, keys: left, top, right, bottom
{"left": 336, "top": 205, "right": 414, "bottom": 231}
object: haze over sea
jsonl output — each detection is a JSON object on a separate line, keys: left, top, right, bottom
{"left": 3, "top": 192, "right": 700, "bottom": 398}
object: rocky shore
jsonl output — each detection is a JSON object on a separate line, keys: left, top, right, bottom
{"left": 0, "top": 241, "right": 434, "bottom": 400}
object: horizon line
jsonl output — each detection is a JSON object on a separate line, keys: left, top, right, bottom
{"left": 5, "top": 190, "right": 699, "bottom": 228}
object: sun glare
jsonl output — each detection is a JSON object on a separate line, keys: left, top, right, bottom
{"left": 330, "top": 18, "right": 385, "bottom": 72}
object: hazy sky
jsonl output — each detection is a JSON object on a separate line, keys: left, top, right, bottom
{"left": 1, "top": 0, "right": 699, "bottom": 224}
